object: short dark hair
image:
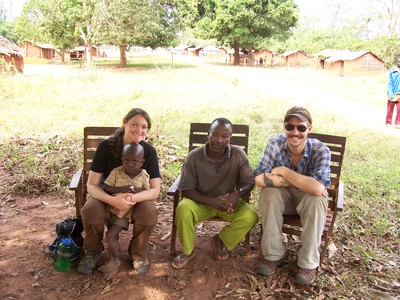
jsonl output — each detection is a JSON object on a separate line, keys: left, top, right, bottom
{"left": 210, "top": 117, "right": 233, "bottom": 128}
{"left": 122, "top": 142, "right": 144, "bottom": 159}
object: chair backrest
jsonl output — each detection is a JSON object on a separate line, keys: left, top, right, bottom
{"left": 188, "top": 122, "right": 249, "bottom": 154}
{"left": 82, "top": 126, "right": 119, "bottom": 195}
{"left": 308, "top": 132, "right": 346, "bottom": 211}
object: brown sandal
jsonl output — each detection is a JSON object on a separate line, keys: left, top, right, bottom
{"left": 211, "top": 235, "right": 229, "bottom": 261}
{"left": 171, "top": 252, "right": 195, "bottom": 269}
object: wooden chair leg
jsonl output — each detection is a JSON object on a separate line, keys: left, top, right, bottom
{"left": 244, "top": 232, "right": 250, "bottom": 255}
{"left": 75, "top": 190, "right": 82, "bottom": 217}
{"left": 170, "top": 224, "right": 177, "bottom": 255}
{"left": 170, "top": 192, "right": 179, "bottom": 255}
{"left": 320, "top": 234, "right": 330, "bottom": 265}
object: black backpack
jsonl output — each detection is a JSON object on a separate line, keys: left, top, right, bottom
{"left": 48, "top": 216, "right": 83, "bottom": 261}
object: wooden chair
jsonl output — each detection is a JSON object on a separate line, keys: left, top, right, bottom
{"left": 69, "top": 126, "right": 118, "bottom": 216}
{"left": 167, "top": 122, "right": 252, "bottom": 255}
{"left": 282, "top": 132, "right": 346, "bottom": 263}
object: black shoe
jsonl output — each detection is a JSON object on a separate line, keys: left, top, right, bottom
{"left": 256, "top": 256, "right": 285, "bottom": 276}
{"left": 77, "top": 251, "right": 101, "bottom": 274}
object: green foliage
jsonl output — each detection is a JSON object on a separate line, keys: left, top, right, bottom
{"left": 38, "top": 0, "right": 80, "bottom": 51}
{"left": 366, "top": 36, "right": 400, "bottom": 68}
{"left": 283, "top": 25, "right": 400, "bottom": 65}
{"left": 0, "top": 9, "right": 18, "bottom": 41}
{"left": 14, "top": 0, "right": 44, "bottom": 43}
{"left": 193, "top": 0, "right": 298, "bottom": 63}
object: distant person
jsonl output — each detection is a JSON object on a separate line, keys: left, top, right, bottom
{"left": 98, "top": 142, "right": 150, "bottom": 279}
{"left": 386, "top": 56, "right": 400, "bottom": 129}
{"left": 171, "top": 118, "right": 258, "bottom": 269}
{"left": 254, "top": 106, "right": 331, "bottom": 286}
{"left": 78, "top": 108, "right": 160, "bottom": 276}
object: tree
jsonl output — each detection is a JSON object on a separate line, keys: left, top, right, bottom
{"left": 93, "top": 0, "right": 183, "bottom": 67}
{"left": 0, "top": 8, "right": 18, "bottom": 41}
{"left": 38, "top": 0, "right": 80, "bottom": 63}
{"left": 194, "top": 0, "right": 298, "bottom": 65}
{"left": 14, "top": 0, "right": 44, "bottom": 43}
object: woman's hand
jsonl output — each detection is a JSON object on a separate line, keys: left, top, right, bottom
{"left": 111, "top": 193, "right": 136, "bottom": 211}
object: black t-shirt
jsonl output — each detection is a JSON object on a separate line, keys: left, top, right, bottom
{"left": 90, "top": 139, "right": 160, "bottom": 184}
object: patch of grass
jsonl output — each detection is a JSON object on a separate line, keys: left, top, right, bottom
{"left": 0, "top": 137, "right": 81, "bottom": 195}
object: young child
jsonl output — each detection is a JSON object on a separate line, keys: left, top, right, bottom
{"left": 98, "top": 142, "right": 150, "bottom": 279}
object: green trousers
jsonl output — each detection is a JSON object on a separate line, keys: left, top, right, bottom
{"left": 175, "top": 197, "right": 258, "bottom": 255}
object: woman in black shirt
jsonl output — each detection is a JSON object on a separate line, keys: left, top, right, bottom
{"left": 77, "top": 108, "right": 160, "bottom": 276}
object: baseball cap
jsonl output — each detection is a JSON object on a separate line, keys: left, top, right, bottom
{"left": 284, "top": 106, "right": 312, "bottom": 124}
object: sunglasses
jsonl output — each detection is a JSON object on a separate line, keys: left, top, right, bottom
{"left": 284, "top": 123, "right": 308, "bottom": 132}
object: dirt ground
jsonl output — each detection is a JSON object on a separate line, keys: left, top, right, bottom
{"left": 0, "top": 190, "right": 348, "bottom": 300}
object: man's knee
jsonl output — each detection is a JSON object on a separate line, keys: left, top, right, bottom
{"left": 239, "top": 204, "right": 259, "bottom": 226}
{"left": 259, "top": 188, "right": 283, "bottom": 210}
{"left": 247, "top": 210, "right": 259, "bottom": 227}
{"left": 299, "top": 195, "right": 327, "bottom": 214}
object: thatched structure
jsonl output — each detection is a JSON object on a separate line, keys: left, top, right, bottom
{"left": 0, "top": 36, "right": 24, "bottom": 73}
{"left": 313, "top": 49, "right": 385, "bottom": 76}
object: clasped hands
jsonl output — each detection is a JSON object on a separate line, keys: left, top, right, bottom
{"left": 111, "top": 185, "right": 143, "bottom": 211}
{"left": 214, "top": 191, "right": 240, "bottom": 213}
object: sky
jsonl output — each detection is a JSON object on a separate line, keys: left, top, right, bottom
{"left": 0, "top": 0, "right": 366, "bottom": 18}
{"left": 0, "top": 0, "right": 383, "bottom": 32}
{"left": 1, "top": 0, "right": 26, "bottom": 20}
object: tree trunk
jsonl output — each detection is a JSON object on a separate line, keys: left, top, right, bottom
{"left": 86, "top": 42, "right": 93, "bottom": 65}
{"left": 60, "top": 49, "right": 65, "bottom": 64}
{"left": 248, "top": 45, "right": 254, "bottom": 66}
{"left": 233, "top": 42, "right": 240, "bottom": 66}
{"left": 119, "top": 45, "right": 127, "bottom": 67}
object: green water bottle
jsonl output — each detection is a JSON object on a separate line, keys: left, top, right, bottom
{"left": 55, "top": 237, "right": 73, "bottom": 272}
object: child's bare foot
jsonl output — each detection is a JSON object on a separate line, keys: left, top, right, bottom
{"left": 98, "top": 260, "right": 121, "bottom": 279}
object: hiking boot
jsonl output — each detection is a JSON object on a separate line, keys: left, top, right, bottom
{"left": 77, "top": 251, "right": 101, "bottom": 274}
{"left": 295, "top": 267, "right": 317, "bottom": 285}
{"left": 256, "top": 256, "right": 285, "bottom": 276}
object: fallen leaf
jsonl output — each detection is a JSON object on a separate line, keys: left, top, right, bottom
{"left": 160, "top": 231, "right": 171, "bottom": 241}
{"left": 101, "top": 278, "right": 120, "bottom": 295}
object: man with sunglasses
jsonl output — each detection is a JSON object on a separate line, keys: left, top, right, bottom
{"left": 253, "top": 106, "right": 331, "bottom": 285}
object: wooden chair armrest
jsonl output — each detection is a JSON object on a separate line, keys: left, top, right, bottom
{"left": 69, "top": 168, "right": 82, "bottom": 190}
{"left": 337, "top": 181, "right": 344, "bottom": 211}
{"left": 167, "top": 174, "right": 181, "bottom": 196}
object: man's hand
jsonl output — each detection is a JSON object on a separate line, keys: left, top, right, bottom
{"left": 264, "top": 170, "right": 291, "bottom": 188}
{"left": 213, "top": 194, "right": 233, "bottom": 212}
{"left": 226, "top": 191, "right": 240, "bottom": 211}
